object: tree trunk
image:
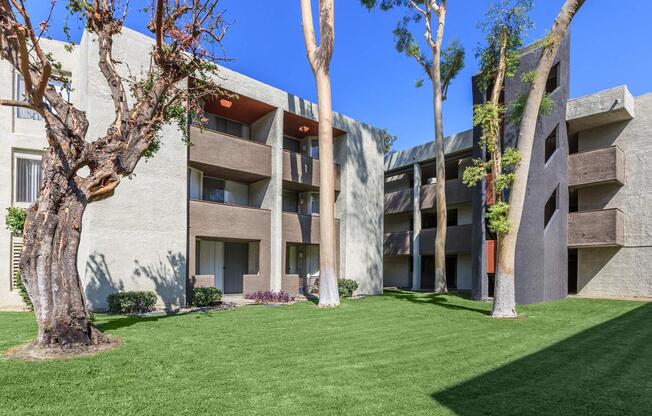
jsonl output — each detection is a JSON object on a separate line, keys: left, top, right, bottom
{"left": 316, "top": 68, "right": 340, "bottom": 307}
{"left": 432, "top": 25, "right": 447, "bottom": 294}
{"left": 492, "top": 0, "right": 585, "bottom": 318}
{"left": 20, "top": 173, "right": 107, "bottom": 348}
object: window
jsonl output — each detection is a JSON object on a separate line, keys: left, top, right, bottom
{"left": 310, "top": 139, "right": 319, "bottom": 159}
{"left": 311, "top": 193, "right": 320, "bottom": 214}
{"left": 545, "top": 127, "right": 558, "bottom": 163}
{"left": 282, "top": 190, "right": 299, "bottom": 213}
{"left": 545, "top": 63, "right": 560, "bottom": 94}
{"left": 422, "top": 214, "right": 437, "bottom": 229}
{"left": 447, "top": 209, "right": 458, "bottom": 227}
{"left": 544, "top": 187, "right": 558, "bottom": 228}
{"left": 283, "top": 136, "right": 300, "bottom": 153}
{"left": 15, "top": 156, "right": 42, "bottom": 204}
{"left": 203, "top": 113, "right": 244, "bottom": 138}
{"left": 16, "top": 74, "right": 70, "bottom": 119}
{"left": 202, "top": 177, "right": 225, "bottom": 203}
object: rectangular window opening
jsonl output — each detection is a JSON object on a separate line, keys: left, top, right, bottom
{"left": 544, "top": 186, "right": 559, "bottom": 228}
{"left": 545, "top": 126, "right": 559, "bottom": 163}
{"left": 545, "top": 63, "right": 560, "bottom": 95}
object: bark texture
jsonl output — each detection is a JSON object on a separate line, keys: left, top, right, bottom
{"left": 492, "top": 0, "right": 585, "bottom": 318}
{"left": 301, "top": 0, "right": 340, "bottom": 307}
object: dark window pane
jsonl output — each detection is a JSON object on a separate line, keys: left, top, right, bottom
{"left": 545, "top": 127, "right": 558, "bottom": 163}
{"left": 545, "top": 63, "right": 560, "bottom": 94}
{"left": 447, "top": 209, "right": 458, "bottom": 226}
{"left": 544, "top": 187, "right": 558, "bottom": 228}
{"left": 226, "top": 119, "right": 243, "bottom": 137}
{"left": 311, "top": 193, "right": 319, "bottom": 214}
{"left": 15, "top": 158, "right": 42, "bottom": 203}
{"left": 282, "top": 190, "right": 298, "bottom": 212}
{"left": 283, "top": 136, "right": 300, "bottom": 153}
{"left": 310, "top": 140, "right": 319, "bottom": 159}
{"left": 202, "top": 177, "right": 225, "bottom": 203}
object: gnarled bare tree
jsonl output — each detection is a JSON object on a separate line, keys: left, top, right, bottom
{"left": 0, "top": 0, "right": 228, "bottom": 354}
{"left": 300, "top": 0, "right": 339, "bottom": 307}
{"left": 361, "top": 0, "right": 464, "bottom": 293}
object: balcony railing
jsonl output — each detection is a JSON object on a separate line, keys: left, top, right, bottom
{"left": 384, "top": 179, "right": 473, "bottom": 215}
{"left": 282, "top": 212, "right": 341, "bottom": 245}
{"left": 420, "top": 224, "right": 473, "bottom": 255}
{"left": 384, "top": 231, "right": 412, "bottom": 256}
{"left": 189, "top": 126, "right": 272, "bottom": 181}
{"left": 568, "top": 146, "right": 625, "bottom": 188}
{"left": 282, "top": 150, "right": 341, "bottom": 191}
{"left": 568, "top": 208, "right": 624, "bottom": 248}
{"left": 189, "top": 199, "right": 271, "bottom": 240}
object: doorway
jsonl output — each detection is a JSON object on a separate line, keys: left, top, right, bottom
{"left": 568, "top": 248, "right": 578, "bottom": 294}
{"left": 198, "top": 240, "right": 249, "bottom": 294}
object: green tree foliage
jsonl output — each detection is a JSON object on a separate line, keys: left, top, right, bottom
{"left": 4, "top": 207, "right": 27, "bottom": 235}
{"left": 360, "top": 0, "right": 465, "bottom": 97}
{"left": 463, "top": 0, "right": 533, "bottom": 234}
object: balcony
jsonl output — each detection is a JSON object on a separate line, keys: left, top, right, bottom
{"left": 421, "top": 179, "right": 473, "bottom": 209}
{"left": 189, "top": 199, "right": 271, "bottom": 240}
{"left": 384, "top": 231, "right": 412, "bottom": 256}
{"left": 420, "top": 224, "right": 473, "bottom": 255}
{"left": 566, "top": 86, "right": 635, "bottom": 133}
{"left": 189, "top": 126, "right": 272, "bottom": 182}
{"left": 282, "top": 212, "right": 341, "bottom": 245}
{"left": 383, "top": 179, "right": 473, "bottom": 215}
{"left": 568, "top": 208, "right": 624, "bottom": 248}
{"left": 282, "top": 150, "right": 341, "bottom": 191}
{"left": 384, "top": 188, "right": 413, "bottom": 215}
{"left": 568, "top": 146, "right": 625, "bottom": 188}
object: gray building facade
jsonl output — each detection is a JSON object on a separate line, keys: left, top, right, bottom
{"left": 384, "top": 36, "right": 652, "bottom": 303}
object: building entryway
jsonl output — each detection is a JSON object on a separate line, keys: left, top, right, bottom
{"left": 286, "top": 243, "right": 319, "bottom": 293}
{"left": 198, "top": 240, "right": 249, "bottom": 294}
{"left": 420, "top": 255, "right": 457, "bottom": 290}
{"left": 568, "top": 248, "right": 578, "bottom": 294}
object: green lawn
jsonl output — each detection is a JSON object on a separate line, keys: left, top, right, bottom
{"left": 1, "top": 291, "right": 651, "bottom": 415}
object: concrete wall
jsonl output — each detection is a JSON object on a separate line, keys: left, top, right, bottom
{"left": 76, "top": 30, "right": 188, "bottom": 310}
{"left": 576, "top": 93, "right": 652, "bottom": 297}
{"left": 503, "top": 35, "right": 571, "bottom": 304}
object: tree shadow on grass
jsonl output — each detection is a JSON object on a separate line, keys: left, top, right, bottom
{"left": 432, "top": 302, "right": 652, "bottom": 415}
{"left": 384, "top": 289, "right": 491, "bottom": 316}
{"left": 96, "top": 311, "right": 189, "bottom": 332}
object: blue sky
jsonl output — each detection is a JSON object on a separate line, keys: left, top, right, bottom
{"left": 32, "top": 0, "right": 652, "bottom": 151}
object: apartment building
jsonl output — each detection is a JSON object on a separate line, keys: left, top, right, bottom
{"left": 383, "top": 36, "right": 652, "bottom": 303}
{"left": 0, "top": 27, "right": 384, "bottom": 310}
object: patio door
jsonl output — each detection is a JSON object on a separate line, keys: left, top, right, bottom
{"left": 224, "top": 242, "right": 248, "bottom": 294}
{"left": 198, "top": 240, "right": 225, "bottom": 292}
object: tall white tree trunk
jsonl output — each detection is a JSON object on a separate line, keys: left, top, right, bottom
{"left": 492, "top": 0, "right": 586, "bottom": 318}
{"left": 301, "top": 0, "right": 340, "bottom": 307}
{"left": 431, "top": 3, "right": 448, "bottom": 293}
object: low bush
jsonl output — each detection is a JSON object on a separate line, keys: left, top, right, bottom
{"left": 338, "top": 279, "right": 359, "bottom": 298}
{"left": 14, "top": 271, "right": 33, "bottom": 310}
{"left": 5, "top": 207, "right": 26, "bottom": 235}
{"left": 245, "top": 291, "right": 294, "bottom": 304}
{"left": 107, "top": 291, "right": 157, "bottom": 314}
{"left": 192, "top": 287, "right": 222, "bottom": 307}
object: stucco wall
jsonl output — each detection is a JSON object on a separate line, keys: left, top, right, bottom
{"left": 76, "top": 30, "right": 188, "bottom": 310}
{"left": 577, "top": 93, "right": 652, "bottom": 297}
{"left": 383, "top": 256, "right": 410, "bottom": 288}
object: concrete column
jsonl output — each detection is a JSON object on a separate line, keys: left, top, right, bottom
{"left": 412, "top": 163, "right": 422, "bottom": 291}
{"left": 269, "top": 109, "right": 284, "bottom": 292}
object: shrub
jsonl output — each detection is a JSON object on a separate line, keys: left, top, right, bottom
{"left": 338, "top": 279, "right": 359, "bottom": 298}
{"left": 5, "top": 207, "right": 27, "bottom": 235}
{"left": 107, "top": 291, "right": 157, "bottom": 314}
{"left": 244, "top": 291, "right": 294, "bottom": 304}
{"left": 14, "top": 271, "right": 33, "bottom": 310}
{"left": 192, "top": 287, "right": 222, "bottom": 307}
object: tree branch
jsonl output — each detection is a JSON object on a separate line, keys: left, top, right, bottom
{"left": 300, "top": 0, "right": 318, "bottom": 73}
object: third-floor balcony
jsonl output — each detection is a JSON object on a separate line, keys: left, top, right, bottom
{"left": 568, "top": 146, "right": 625, "bottom": 188}
{"left": 189, "top": 126, "right": 272, "bottom": 182}
{"left": 384, "top": 179, "right": 473, "bottom": 214}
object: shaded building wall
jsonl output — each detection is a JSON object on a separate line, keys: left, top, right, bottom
{"left": 473, "top": 35, "right": 571, "bottom": 304}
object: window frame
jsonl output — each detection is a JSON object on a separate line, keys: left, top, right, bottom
{"left": 13, "top": 150, "right": 43, "bottom": 208}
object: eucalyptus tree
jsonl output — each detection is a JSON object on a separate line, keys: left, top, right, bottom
{"left": 300, "top": 0, "right": 340, "bottom": 307}
{"left": 0, "top": 0, "right": 228, "bottom": 354}
{"left": 361, "top": 0, "right": 465, "bottom": 293}
{"left": 467, "top": 0, "right": 586, "bottom": 317}
{"left": 462, "top": 0, "right": 533, "bottom": 316}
